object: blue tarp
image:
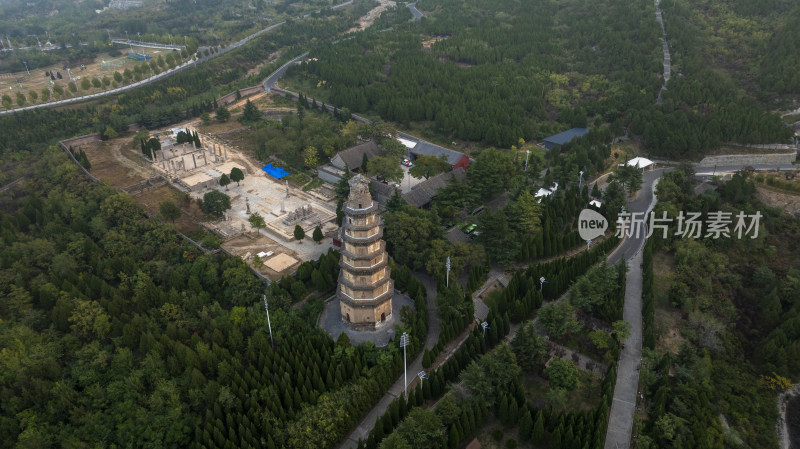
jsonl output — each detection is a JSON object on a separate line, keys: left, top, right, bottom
{"left": 262, "top": 163, "right": 289, "bottom": 179}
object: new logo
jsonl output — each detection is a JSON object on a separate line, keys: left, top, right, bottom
{"left": 578, "top": 208, "right": 608, "bottom": 241}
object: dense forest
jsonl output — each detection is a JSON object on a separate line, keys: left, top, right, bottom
{"left": 633, "top": 167, "right": 800, "bottom": 448}
{"left": 0, "top": 147, "right": 431, "bottom": 448}
{"left": 282, "top": 0, "right": 794, "bottom": 158}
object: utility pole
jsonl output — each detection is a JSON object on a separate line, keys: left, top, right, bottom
{"left": 400, "top": 332, "right": 410, "bottom": 397}
{"left": 445, "top": 256, "right": 450, "bottom": 288}
{"left": 263, "top": 294, "right": 274, "bottom": 346}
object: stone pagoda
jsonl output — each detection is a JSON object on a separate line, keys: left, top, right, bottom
{"left": 338, "top": 174, "right": 393, "bottom": 330}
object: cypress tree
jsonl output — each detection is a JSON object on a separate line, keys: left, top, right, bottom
{"left": 498, "top": 394, "right": 509, "bottom": 424}
{"left": 399, "top": 394, "right": 407, "bottom": 418}
{"left": 532, "top": 410, "right": 545, "bottom": 444}
{"left": 508, "top": 399, "right": 519, "bottom": 425}
{"left": 448, "top": 426, "right": 460, "bottom": 449}
{"left": 519, "top": 410, "right": 533, "bottom": 441}
{"left": 551, "top": 427, "right": 562, "bottom": 449}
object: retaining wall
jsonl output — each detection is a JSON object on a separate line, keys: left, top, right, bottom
{"left": 697, "top": 152, "right": 797, "bottom": 167}
{"left": 216, "top": 85, "right": 263, "bottom": 106}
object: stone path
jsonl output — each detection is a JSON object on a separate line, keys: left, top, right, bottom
{"left": 655, "top": 0, "right": 672, "bottom": 104}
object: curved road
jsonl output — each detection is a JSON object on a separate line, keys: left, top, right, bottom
{"left": 0, "top": 0, "right": 355, "bottom": 116}
{"left": 407, "top": 2, "right": 424, "bottom": 20}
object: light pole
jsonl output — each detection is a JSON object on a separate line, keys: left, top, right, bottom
{"left": 400, "top": 332, "right": 410, "bottom": 397}
{"left": 445, "top": 256, "right": 450, "bottom": 288}
{"left": 586, "top": 239, "right": 595, "bottom": 252}
{"left": 525, "top": 150, "right": 530, "bottom": 171}
{"left": 263, "top": 294, "right": 274, "bottom": 346}
{"left": 417, "top": 370, "right": 428, "bottom": 389}
{"left": 481, "top": 321, "right": 490, "bottom": 337}
{"left": 539, "top": 276, "right": 548, "bottom": 292}
{"left": 579, "top": 170, "right": 584, "bottom": 191}
{"left": 22, "top": 61, "right": 29, "bottom": 76}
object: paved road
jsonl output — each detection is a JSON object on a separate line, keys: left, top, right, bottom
{"left": 407, "top": 3, "right": 424, "bottom": 20}
{"left": 607, "top": 170, "right": 664, "bottom": 265}
{"left": 604, "top": 169, "right": 661, "bottom": 449}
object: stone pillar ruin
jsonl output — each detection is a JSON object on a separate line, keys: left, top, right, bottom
{"left": 192, "top": 153, "right": 197, "bottom": 169}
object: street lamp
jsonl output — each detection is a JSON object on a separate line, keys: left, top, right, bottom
{"left": 539, "top": 276, "right": 548, "bottom": 292}
{"left": 481, "top": 321, "right": 491, "bottom": 337}
{"left": 263, "top": 294, "right": 274, "bottom": 346}
{"left": 445, "top": 256, "right": 450, "bottom": 288}
{"left": 525, "top": 150, "right": 530, "bottom": 171}
{"left": 417, "top": 370, "right": 428, "bottom": 388}
{"left": 22, "top": 61, "right": 29, "bottom": 76}
{"left": 579, "top": 170, "right": 584, "bottom": 191}
{"left": 400, "top": 332, "right": 410, "bottom": 397}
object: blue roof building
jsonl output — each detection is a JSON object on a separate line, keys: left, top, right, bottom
{"left": 541, "top": 128, "right": 589, "bottom": 150}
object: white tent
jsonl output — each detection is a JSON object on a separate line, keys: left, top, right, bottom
{"left": 589, "top": 199, "right": 602, "bottom": 208}
{"left": 626, "top": 157, "right": 654, "bottom": 169}
{"left": 397, "top": 137, "right": 418, "bottom": 149}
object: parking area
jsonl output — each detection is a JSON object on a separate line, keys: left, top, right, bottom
{"left": 398, "top": 163, "right": 425, "bottom": 193}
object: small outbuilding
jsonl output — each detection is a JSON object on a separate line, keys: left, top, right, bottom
{"left": 541, "top": 128, "right": 589, "bottom": 150}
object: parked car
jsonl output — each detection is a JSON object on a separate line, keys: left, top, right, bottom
{"left": 402, "top": 158, "right": 409, "bottom": 165}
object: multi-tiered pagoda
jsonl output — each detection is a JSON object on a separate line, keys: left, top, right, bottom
{"left": 338, "top": 174, "right": 393, "bottom": 330}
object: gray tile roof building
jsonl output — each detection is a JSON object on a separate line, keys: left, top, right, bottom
{"left": 402, "top": 168, "right": 466, "bottom": 208}
{"left": 330, "top": 141, "right": 383, "bottom": 171}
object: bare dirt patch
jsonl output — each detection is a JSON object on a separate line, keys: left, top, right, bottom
{"left": 346, "top": 0, "right": 395, "bottom": 33}
{"left": 756, "top": 185, "right": 800, "bottom": 218}
{"left": 80, "top": 139, "right": 147, "bottom": 189}
{"left": 222, "top": 233, "right": 303, "bottom": 280}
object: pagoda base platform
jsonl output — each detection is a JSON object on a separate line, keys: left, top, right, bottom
{"left": 319, "top": 291, "right": 414, "bottom": 347}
